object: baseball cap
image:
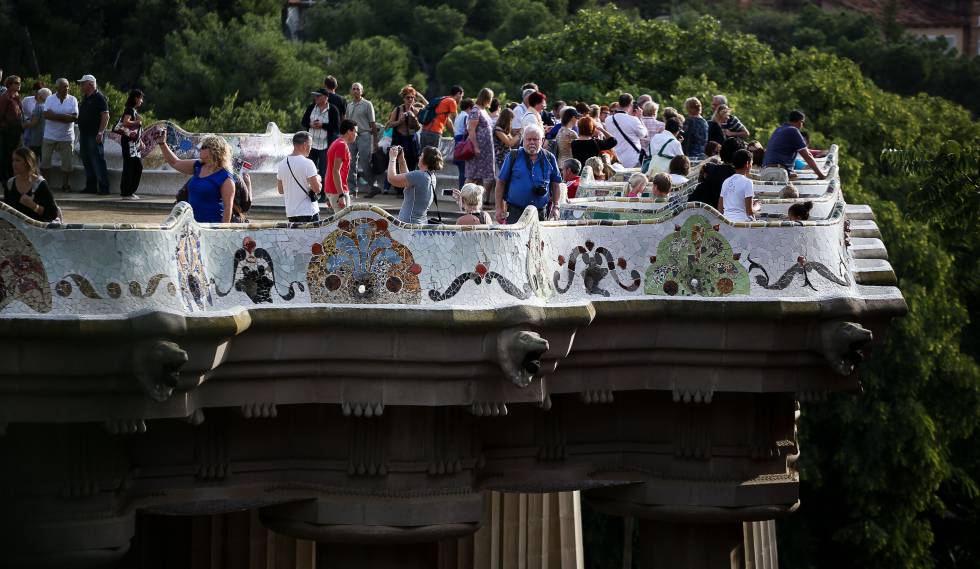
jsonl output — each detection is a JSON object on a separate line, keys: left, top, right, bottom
{"left": 77, "top": 74, "right": 96, "bottom": 83}
{"left": 311, "top": 88, "right": 329, "bottom": 97}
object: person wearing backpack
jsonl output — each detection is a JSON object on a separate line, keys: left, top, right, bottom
{"left": 419, "top": 85, "right": 463, "bottom": 150}
{"left": 494, "top": 124, "right": 562, "bottom": 225}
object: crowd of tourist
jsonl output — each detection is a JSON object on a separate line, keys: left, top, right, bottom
{"left": 0, "top": 66, "right": 827, "bottom": 225}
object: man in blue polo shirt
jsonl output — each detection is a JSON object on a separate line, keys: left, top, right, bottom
{"left": 761, "top": 110, "right": 825, "bottom": 182}
{"left": 495, "top": 124, "right": 562, "bottom": 224}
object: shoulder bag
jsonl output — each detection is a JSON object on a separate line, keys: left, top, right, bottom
{"left": 610, "top": 114, "right": 648, "bottom": 166}
{"left": 286, "top": 156, "right": 318, "bottom": 202}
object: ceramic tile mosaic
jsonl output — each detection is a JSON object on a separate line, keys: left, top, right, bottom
{"left": 0, "top": 146, "right": 900, "bottom": 317}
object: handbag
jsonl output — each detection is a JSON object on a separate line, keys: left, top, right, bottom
{"left": 112, "top": 116, "right": 129, "bottom": 137}
{"left": 453, "top": 139, "right": 476, "bottom": 161}
{"left": 175, "top": 180, "right": 189, "bottom": 204}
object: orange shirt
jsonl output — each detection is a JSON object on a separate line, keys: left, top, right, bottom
{"left": 423, "top": 97, "right": 458, "bottom": 134}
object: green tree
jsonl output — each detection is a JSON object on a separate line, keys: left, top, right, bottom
{"left": 142, "top": 12, "right": 326, "bottom": 120}
{"left": 303, "top": 0, "right": 376, "bottom": 48}
{"left": 410, "top": 5, "right": 468, "bottom": 78}
{"left": 491, "top": 0, "right": 554, "bottom": 46}
{"left": 182, "top": 92, "right": 302, "bottom": 134}
{"left": 436, "top": 39, "right": 503, "bottom": 96}
{"left": 329, "top": 36, "right": 428, "bottom": 106}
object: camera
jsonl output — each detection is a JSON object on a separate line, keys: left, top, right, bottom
{"left": 533, "top": 185, "right": 547, "bottom": 197}
{"left": 307, "top": 190, "right": 318, "bottom": 202}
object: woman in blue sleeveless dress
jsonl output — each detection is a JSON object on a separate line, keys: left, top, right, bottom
{"left": 158, "top": 133, "right": 235, "bottom": 223}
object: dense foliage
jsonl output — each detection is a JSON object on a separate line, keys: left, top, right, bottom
{"left": 1, "top": 2, "right": 978, "bottom": 567}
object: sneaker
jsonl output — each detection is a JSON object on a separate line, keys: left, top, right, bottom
{"left": 364, "top": 188, "right": 381, "bottom": 199}
{"left": 122, "top": 195, "right": 140, "bottom": 200}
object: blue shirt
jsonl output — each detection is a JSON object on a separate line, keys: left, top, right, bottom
{"left": 498, "top": 148, "right": 562, "bottom": 209}
{"left": 763, "top": 124, "right": 807, "bottom": 167}
{"left": 188, "top": 161, "right": 232, "bottom": 223}
{"left": 682, "top": 116, "right": 708, "bottom": 159}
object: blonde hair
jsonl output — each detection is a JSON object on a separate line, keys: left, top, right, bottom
{"left": 476, "top": 88, "right": 493, "bottom": 108}
{"left": 712, "top": 104, "right": 730, "bottom": 123}
{"left": 584, "top": 156, "right": 606, "bottom": 180}
{"left": 199, "top": 135, "right": 233, "bottom": 173}
{"left": 642, "top": 101, "right": 659, "bottom": 118}
{"left": 684, "top": 97, "right": 702, "bottom": 115}
{"left": 459, "top": 183, "right": 485, "bottom": 211}
{"left": 627, "top": 173, "right": 648, "bottom": 194}
{"left": 13, "top": 147, "right": 39, "bottom": 177}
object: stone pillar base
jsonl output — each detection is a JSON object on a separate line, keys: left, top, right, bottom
{"left": 638, "top": 519, "right": 744, "bottom": 569}
{"left": 316, "top": 542, "right": 437, "bottom": 569}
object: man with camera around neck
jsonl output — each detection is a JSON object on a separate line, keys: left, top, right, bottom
{"left": 494, "top": 123, "right": 562, "bottom": 224}
{"left": 276, "top": 131, "right": 322, "bottom": 223}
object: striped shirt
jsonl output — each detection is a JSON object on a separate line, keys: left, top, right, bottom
{"left": 723, "top": 114, "right": 746, "bottom": 134}
{"left": 309, "top": 105, "right": 331, "bottom": 150}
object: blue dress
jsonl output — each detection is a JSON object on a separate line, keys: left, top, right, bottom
{"left": 187, "top": 161, "right": 232, "bottom": 223}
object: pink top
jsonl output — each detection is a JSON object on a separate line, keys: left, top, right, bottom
{"left": 640, "top": 116, "right": 665, "bottom": 149}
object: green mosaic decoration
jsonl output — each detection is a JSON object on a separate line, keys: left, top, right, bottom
{"left": 644, "top": 215, "right": 750, "bottom": 297}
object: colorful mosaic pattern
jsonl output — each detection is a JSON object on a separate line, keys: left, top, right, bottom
{"left": 526, "top": 222, "right": 554, "bottom": 299}
{"left": 429, "top": 263, "right": 530, "bottom": 301}
{"left": 0, "top": 219, "right": 51, "bottom": 313}
{"left": 748, "top": 255, "right": 849, "bottom": 291}
{"left": 554, "top": 240, "right": 642, "bottom": 297}
{"left": 307, "top": 218, "right": 422, "bottom": 304}
{"left": 215, "top": 236, "right": 305, "bottom": 304}
{"left": 54, "top": 274, "right": 176, "bottom": 299}
{"left": 176, "top": 224, "right": 212, "bottom": 311}
{"left": 644, "top": 215, "right": 750, "bottom": 297}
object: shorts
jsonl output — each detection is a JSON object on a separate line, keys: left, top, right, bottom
{"left": 41, "top": 139, "right": 74, "bottom": 172}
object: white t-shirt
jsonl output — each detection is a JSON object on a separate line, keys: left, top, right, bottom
{"left": 603, "top": 112, "right": 648, "bottom": 168}
{"left": 21, "top": 96, "right": 37, "bottom": 119}
{"left": 720, "top": 173, "right": 754, "bottom": 222}
{"left": 42, "top": 93, "right": 79, "bottom": 142}
{"left": 647, "top": 131, "right": 683, "bottom": 174}
{"left": 453, "top": 112, "right": 469, "bottom": 137}
{"left": 520, "top": 110, "right": 542, "bottom": 133}
{"left": 669, "top": 173, "right": 688, "bottom": 186}
{"left": 277, "top": 155, "right": 320, "bottom": 218}
{"left": 511, "top": 103, "right": 528, "bottom": 130}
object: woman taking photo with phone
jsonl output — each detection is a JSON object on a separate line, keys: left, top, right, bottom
{"left": 159, "top": 131, "right": 234, "bottom": 223}
{"left": 387, "top": 144, "right": 444, "bottom": 225}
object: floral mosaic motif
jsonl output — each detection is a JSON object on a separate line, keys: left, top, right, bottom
{"left": 175, "top": 224, "right": 212, "bottom": 311}
{"left": 747, "top": 255, "right": 850, "bottom": 291}
{"left": 307, "top": 217, "right": 422, "bottom": 304}
{"left": 429, "top": 262, "right": 530, "bottom": 301}
{"left": 553, "top": 240, "right": 641, "bottom": 297}
{"left": 54, "top": 274, "right": 176, "bottom": 299}
{"left": 0, "top": 219, "right": 51, "bottom": 313}
{"left": 644, "top": 215, "right": 749, "bottom": 297}
{"left": 215, "top": 236, "right": 305, "bottom": 304}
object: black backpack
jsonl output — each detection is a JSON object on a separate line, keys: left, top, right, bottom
{"left": 418, "top": 96, "right": 448, "bottom": 126}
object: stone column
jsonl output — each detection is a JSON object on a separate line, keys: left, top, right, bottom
{"left": 461, "top": 491, "right": 583, "bottom": 569}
